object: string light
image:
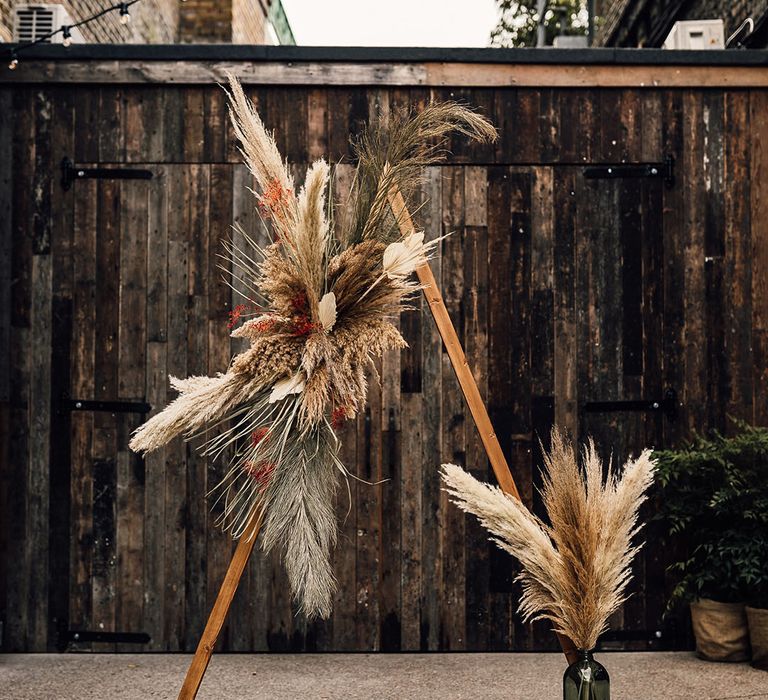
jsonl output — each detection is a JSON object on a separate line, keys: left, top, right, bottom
{"left": 6, "top": 0, "right": 141, "bottom": 69}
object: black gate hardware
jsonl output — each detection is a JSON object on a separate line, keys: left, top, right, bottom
{"left": 61, "top": 156, "right": 153, "bottom": 191}
{"left": 583, "top": 387, "right": 678, "bottom": 422}
{"left": 60, "top": 629, "right": 150, "bottom": 646}
{"left": 584, "top": 154, "right": 675, "bottom": 189}
{"left": 60, "top": 398, "right": 151, "bottom": 414}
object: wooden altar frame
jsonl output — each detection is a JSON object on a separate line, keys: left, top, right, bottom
{"left": 177, "top": 189, "right": 578, "bottom": 699}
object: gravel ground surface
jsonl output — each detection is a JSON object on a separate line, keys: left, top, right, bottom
{"left": 1, "top": 651, "right": 767, "bottom": 699}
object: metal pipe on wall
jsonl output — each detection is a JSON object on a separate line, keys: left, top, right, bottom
{"left": 537, "top": 0, "right": 548, "bottom": 47}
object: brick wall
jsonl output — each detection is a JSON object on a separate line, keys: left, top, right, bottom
{"left": 680, "top": 0, "right": 768, "bottom": 37}
{"left": 2, "top": 0, "right": 272, "bottom": 44}
{"left": 1, "top": 0, "right": 177, "bottom": 43}
{"left": 177, "top": 0, "right": 271, "bottom": 44}
{"left": 178, "top": 0, "right": 233, "bottom": 43}
{"left": 232, "top": 0, "right": 268, "bottom": 44}
{"left": 595, "top": 0, "right": 768, "bottom": 46}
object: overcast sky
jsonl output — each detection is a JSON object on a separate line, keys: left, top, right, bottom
{"left": 281, "top": 0, "right": 499, "bottom": 47}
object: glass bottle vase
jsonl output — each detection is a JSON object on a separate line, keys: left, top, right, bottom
{"left": 563, "top": 649, "right": 610, "bottom": 700}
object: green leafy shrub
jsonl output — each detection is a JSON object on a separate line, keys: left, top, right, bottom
{"left": 654, "top": 421, "right": 768, "bottom": 609}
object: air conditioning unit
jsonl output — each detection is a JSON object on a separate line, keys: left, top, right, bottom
{"left": 663, "top": 19, "right": 725, "bottom": 50}
{"left": 13, "top": 4, "right": 85, "bottom": 44}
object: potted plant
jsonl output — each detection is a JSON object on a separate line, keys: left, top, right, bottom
{"left": 654, "top": 421, "right": 768, "bottom": 665}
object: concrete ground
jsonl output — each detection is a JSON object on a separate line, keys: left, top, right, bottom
{"left": 1, "top": 652, "right": 766, "bottom": 699}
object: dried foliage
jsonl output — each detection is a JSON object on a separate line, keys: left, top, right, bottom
{"left": 441, "top": 429, "right": 656, "bottom": 650}
{"left": 131, "top": 73, "right": 496, "bottom": 618}
{"left": 343, "top": 102, "right": 497, "bottom": 246}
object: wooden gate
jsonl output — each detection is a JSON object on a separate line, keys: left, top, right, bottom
{"left": 2, "top": 52, "right": 766, "bottom": 652}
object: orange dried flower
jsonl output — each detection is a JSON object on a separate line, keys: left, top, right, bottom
{"left": 331, "top": 406, "right": 349, "bottom": 431}
{"left": 252, "top": 316, "right": 278, "bottom": 334}
{"left": 227, "top": 303, "right": 248, "bottom": 329}
{"left": 258, "top": 178, "right": 292, "bottom": 219}
{"left": 244, "top": 460, "right": 276, "bottom": 489}
{"left": 251, "top": 427, "right": 269, "bottom": 447}
{"left": 291, "top": 315, "right": 320, "bottom": 337}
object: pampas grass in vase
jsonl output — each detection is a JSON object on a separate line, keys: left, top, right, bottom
{"left": 441, "top": 429, "right": 656, "bottom": 700}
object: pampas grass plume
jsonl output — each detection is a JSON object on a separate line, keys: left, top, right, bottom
{"left": 441, "top": 429, "right": 655, "bottom": 650}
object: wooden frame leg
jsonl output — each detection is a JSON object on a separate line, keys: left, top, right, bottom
{"left": 177, "top": 511, "right": 263, "bottom": 699}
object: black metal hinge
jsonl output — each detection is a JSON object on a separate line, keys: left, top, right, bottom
{"left": 584, "top": 154, "right": 675, "bottom": 189}
{"left": 583, "top": 387, "right": 679, "bottom": 422}
{"left": 59, "top": 397, "right": 151, "bottom": 414}
{"left": 61, "top": 157, "right": 153, "bottom": 191}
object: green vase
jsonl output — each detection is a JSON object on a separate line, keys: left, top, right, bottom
{"left": 563, "top": 649, "right": 610, "bottom": 700}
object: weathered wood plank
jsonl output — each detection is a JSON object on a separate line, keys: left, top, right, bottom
{"left": 98, "top": 87, "right": 124, "bottom": 163}
{"left": 682, "top": 91, "right": 708, "bottom": 436}
{"left": 486, "top": 165, "right": 513, "bottom": 650}
{"left": 27, "top": 252, "right": 53, "bottom": 650}
{"left": 751, "top": 90, "right": 768, "bottom": 426}
{"left": 115, "top": 412, "right": 145, "bottom": 652}
{"left": 660, "top": 90, "right": 686, "bottom": 447}
{"left": 68, "top": 176, "right": 97, "bottom": 644}
{"left": 420, "top": 166, "right": 443, "bottom": 650}
{"left": 226, "top": 163, "right": 262, "bottom": 652}
{"left": 463, "top": 165, "right": 490, "bottom": 651}
{"left": 439, "top": 166, "right": 466, "bottom": 650}
{"left": 143, "top": 342, "right": 167, "bottom": 651}
{"left": 702, "top": 91, "right": 727, "bottom": 433}
{"left": 723, "top": 91, "right": 752, "bottom": 425}
{"left": 507, "top": 169, "right": 533, "bottom": 650}
{"left": 530, "top": 166, "right": 555, "bottom": 599}
{"left": 114, "top": 175, "right": 149, "bottom": 651}
{"left": 183, "top": 165, "right": 211, "bottom": 651}
{"left": 205, "top": 163, "right": 235, "bottom": 650}
{"left": 307, "top": 89, "right": 329, "bottom": 161}
{"left": 8, "top": 61, "right": 768, "bottom": 89}
{"left": 3, "top": 88, "right": 32, "bottom": 650}
{"left": 91, "top": 176, "right": 121, "bottom": 652}
{"left": 164, "top": 166, "right": 189, "bottom": 650}
{"left": 46, "top": 87, "right": 76, "bottom": 650}
{"left": 355, "top": 372, "right": 382, "bottom": 650}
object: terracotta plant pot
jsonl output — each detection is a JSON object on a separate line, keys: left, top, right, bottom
{"left": 690, "top": 598, "right": 750, "bottom": 662}
{"left": 746, "top": 606, "right": 768, "bottom": 670}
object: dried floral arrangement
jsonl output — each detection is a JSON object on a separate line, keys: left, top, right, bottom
{"left": 130, "top": 75, "right": 497, "bottom": 618}
{"left": 441, "top": 430, "right": 656, "bottom": 650}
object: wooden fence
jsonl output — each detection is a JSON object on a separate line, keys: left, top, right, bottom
{"left": 1, "top": 47, "right": 767, "bottom": 653}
